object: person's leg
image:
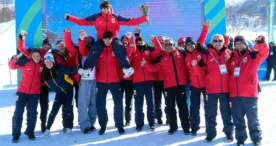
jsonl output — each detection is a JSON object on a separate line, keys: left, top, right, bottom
{"left": 96, "top": 82, "right": 109, "bottom": 128}
{"left": 230, "top": 97, "right": 247, "bottom": 143}
{"left": 165, "top": 88, "right": 177, "bottom": 130}
{"left": 204, "top": 94, "right": 218, "bottom": 138}
{"left": 83, "top": 39, "right": 105, "bottom": 69}
{"left": 219, "top": 93, "right": 234, "bottom": 135}
{"left": 25, "top": 95, "right": 39, "bottom": 136}
{"left": 111, "top": 39, "right": 130, "bottom": 68}
{"left": 78, "top": 80, "right": 92, "bottom": 131}
{"left": 272, "top": 61, "right": 276, "bottom": 80}
{"left": 175, "top": 86, "right": 190, "bottom": 133}
{"left": 242, "top": 98, "right": 262, "bottom": 143}
{"left": 65, "top": 87, "right": 74, "bottom": 129}
{"left": 46, "top": 93, "right": 64, "bottom": 130}
{"left": 88, "top": 80, "right": 97, "bottom": 127}
{"left": 39, "top": 85, "right": 49, "bottom": 133}
{"left": 12, "top": 94, "right": 27, "bottom": 138}
{"left": 144, "top": 81, "right": 155, "bottom": 126}
{"left": 265, "top": 59, "right": 272, "bottom": 80}
{"left": 123, "top": 80, "right": 134, "bottom": 123}
{"left": 154, "top": 81, "right": 163, "bottom": 121}
{"left": 190, "top": 86, "right": 201, "bottom": 132}
{"left": 134, "top": 82, "right": 145, "bottom": 128}
{"left": 109, "top": 83, "right": 124, "bottom": 129}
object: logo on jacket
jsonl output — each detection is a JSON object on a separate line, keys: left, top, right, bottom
{"left": 27, "top": 68, "right": 31, "bottom": 71}
{"left": 111, "top": 18, "right": 115, "bottom": 23}
{"left": 145, "top": 51, "right": 149, "bottom": 55}
{"left": 69, "top": 53, "right": 73, "bottom": 57}
{"left": 40, "top": 67, "right": 43, "bottom": 72}
{"left": 243, "top": 57, "right": 248, "bottom": 63}
{"left": 197, "top": 55, "right": 202, "bottom": 60}
{"left": 112, "top": 52, "right": 115, "bottom": 57}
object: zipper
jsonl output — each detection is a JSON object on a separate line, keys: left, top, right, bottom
{"left": 106, "top": 48, "right": 108, "bottom": 82}
{"left": 29, "top": 63, "right": 37, "bottom": 94}
{"left": 50, "top": 70, "right": 67, "bottom": 93}
{"left": 170, "top": 52, "right": 180, "bottom": 86}
{"left": 219, "top": 54, "right": 222, "bottom": 93}
{"left": 140, "top": 51, "right": 146, "bottom": 81}
{"left": 106, "top": 14, "right": 108, "bottom": 31}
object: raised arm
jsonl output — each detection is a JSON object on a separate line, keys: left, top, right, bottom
{"left": 64, "top": 28, "right": 78, "bottom": 56}
{"left": 197, "top": 20, "right": 210, "bottom": 45}
{"left": 116, "top": 15, "right": 148, "bottom": 26}
{"left": 18, "top": 30, "right": 31, "bottom": 58}
{"left": 65, "top": 14, "right": 97, "bottom": 26}
{"left": 253, "top": 36, "right": 269, "bottom": 65}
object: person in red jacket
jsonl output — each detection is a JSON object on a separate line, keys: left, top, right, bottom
{"left": 8, "top": 49, "right": 43, "bottom": 143}
{"left": 198, "top": 34, "right": 234, "bottom": 142}
{"left": 65, "top": 1, "right": 148, "bottom": 76}
{"left": 144, "top": 37, "right": 190, "bottom": 135}
{"left": 17, "top": 30, "right": 51, "bottom": 133}
{"left": 129, "top": 32, "right": 161, "bottom": 132}
{"left": 119, "top": 34, "right": 136, "bottom": 126}
{"left": 184, "top": 20, "right": 209, "bottom": 136}
{"left": 229, "top": 35, "right": 268, "bottom": 146}
{"left": 83, "top": 31, "right": 125, "bottom": 135}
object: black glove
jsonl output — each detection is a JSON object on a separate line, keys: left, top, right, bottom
{"left": 198, "top": 58, "right": 206, "bottom": 67}
{"left": 249, "top": 51, "right": 258, "bottom": 59}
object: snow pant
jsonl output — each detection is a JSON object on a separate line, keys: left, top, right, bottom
{"left": 78, "top": 79, "right": 97, "bottom": 131}
{"left": 190, "top": 86, "right": 206, "bottom": 131}
{"left": 266, "top": 58, "right": 276, "bottom": 79}
{"left": 133, "top": 81, "right": 156, "bottom": 127}
{"left": 205, "top": 93, "right": 234, "bottom": 137}
{"left": 120, "top": 79, "right": 134, "bottom": 123}
{"left": 153, "top": 80, "right": 168, "bottom": 120}
{"left": 230, "top": 97, "right": 262, "bottom": 142}
{"left": 46, "top": 87, "right": 74, "bottom": 130}
{"left": 164, "top": 85, "right": 190, "bottom": 131}
{"left": 12, "top": 93, "right": 39, "bottom": 137}
{"left": 96, "top": 82, "right": 124, "bottom": 129}
{"left": 39, "top": 85, "right": 49, "bottom": 131}
{"left": 83, "top": 39, "right": 130, "bottom": 69}
{"left": 186, "top": 80, "right": 191, "bottom": 112}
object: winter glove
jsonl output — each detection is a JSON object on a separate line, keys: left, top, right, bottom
{"left": 249, "top": 51, "right": 258, "bottom": 59}
{"left": 198, "top": 58, "right": 206, "bottom": 67}
{"left": 140, "top": 4, "right": 149, "bottom": 16}
{"left": 123, "top": 67, "right": 134, "bottom": 78}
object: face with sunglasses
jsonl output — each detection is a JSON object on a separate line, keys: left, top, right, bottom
{"left": 164, "top": 40, "right": 174, "bottom": 52}
{"left": 212, "top": 36, "right": 224, "bottom": 50}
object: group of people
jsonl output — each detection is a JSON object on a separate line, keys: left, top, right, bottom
{"left": 9, "top": 1, "right": 267, "bottom": 146}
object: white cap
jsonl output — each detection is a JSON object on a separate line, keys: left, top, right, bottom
{"left": 44, "top": 53, "right": 55, "bottom": 63}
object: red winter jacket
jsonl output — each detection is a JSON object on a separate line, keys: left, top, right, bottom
{"left": 18, "top": 37, "right": 47, "bottom": 61}
{"left": 202, "top": 46, "right": 232, "bottom": 94}
{"left": 147, "top": 48, "right": 187, "bottom": 89}
{"left": 229, "top": 43, "right": 268, "bottom": 98}
{"left": 185, "top": 24, "right": 209, "bottom": 88}
{"left": 66, "top": 12, "right": 147, "bottom": 39}
{"left": 131, "top": 37, "right": 161, "bottom": 83}
{"left": 9, "top": 58, "right": 43, "bottom": 95}
{"left": 95, "top": 46, "right": 120, "bottom": 83}
{"left": 120, "top": 37, "right": 136, "bottom": 81}
{"left": 52, "top": 49, "right": 80, "bottom": 84}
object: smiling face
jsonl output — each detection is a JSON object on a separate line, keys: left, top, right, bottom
{"left": 211, "top": 36, "right": 224, "bottom": 50}
{"left": 32, "top": 52, "right": 41, "bottom": 63}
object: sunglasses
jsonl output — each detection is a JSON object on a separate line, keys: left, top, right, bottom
{"left": 213, "top": 40, "right": 223, "bottom": 43}
{"left": 178, "top": 42, "right": 185, "bottom": 45}
{"left": 165, "top": 43, "right": 173, "bottom": 47}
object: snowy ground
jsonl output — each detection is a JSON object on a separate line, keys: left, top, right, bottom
{"left": 0, "top": 20, "right": 276, "bottom": 146}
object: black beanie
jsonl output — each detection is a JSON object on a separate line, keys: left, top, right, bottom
{"left": 120, "top": 35, "right": 128, "bottom": 41}
{"left": 185, "top": 37, "right": 196, "bottom": 45}
{"left": 234, "top": 35, "right": 248, "bottom": 46}
{"left": 42, "top": 37, "right": 51, "bottom": 46}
